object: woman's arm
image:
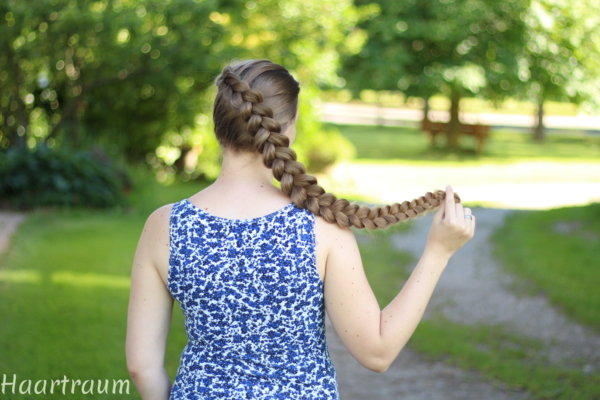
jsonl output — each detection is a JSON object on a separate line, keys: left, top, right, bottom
{"left": 320, "top": 186, "right": 475, "bottom": 372}
{"left": 126, "top": 205, "right": 174, "bottom": 400}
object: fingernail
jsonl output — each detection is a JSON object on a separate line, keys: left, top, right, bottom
{"left": 446, "top": 185, "right": 452, "bottom": 191}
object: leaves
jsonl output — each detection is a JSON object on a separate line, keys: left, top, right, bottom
{"left": 519, "top": 0, "right": 600, "bottom": 110}
{"left": 341, "top": 0, "right": 530, "bottom": 100}
{"left": 0, "top": 145, "right": 129, "bottom": 209}
{"left": 1, "top": 0, "right": 358, "bottom": 178}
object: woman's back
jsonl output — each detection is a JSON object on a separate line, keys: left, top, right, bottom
{"left": 168, "top": 198, "right": 338, "bottom": 399}
{"left": 125, "top": 60, "right": 475, "bottom": 400}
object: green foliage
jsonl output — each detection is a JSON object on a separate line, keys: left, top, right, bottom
{"left": 493, "top": 204, "right": 600, "bottom": 331}
{"left": 0, "top": 0, "right": 360, "bottom": 184}
{"left": 341, "top": 0, "right": 529, "bottom": 100}
{"left": 293, "top": 87, "right": 356, "bottom": 173}
{"left": 0, "top": 145, "right": 129, "bottom": 209}
{"left": 222, "top": 0, "right": 361, "bottom": 88}
{"left": 340, "top": 0, "right": 530, "bottom": 148}
{"left": 217, "top": 0, "right": 359, "bottom": 173}
{"left": 0, "top": 0, "right": 231, "bottom": 159}
{"left": 520, "top": 0, "right": 600, "bottom": 110}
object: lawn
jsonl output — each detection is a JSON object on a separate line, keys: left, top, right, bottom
{"left": 329, "top": 123, "right": 600, "bottom": 163}
{"left": 0, "top": 181, "right": 207, "bottom": 399}
{"left": 1, "top": 178, "right": 599, "bottom": 399}
{"left": 493, "top": 203, "right": 600, "bottom": 332}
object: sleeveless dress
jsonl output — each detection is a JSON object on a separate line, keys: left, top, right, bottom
{"left": 167, "top": 199, "right": 339, "bottom": 399}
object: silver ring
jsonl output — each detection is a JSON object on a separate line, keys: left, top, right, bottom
{"left": 464, "top": 215, "right": 473, "bottom": 219}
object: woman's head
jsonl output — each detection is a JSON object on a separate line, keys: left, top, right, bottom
{"left": 213, "top": 60, "right": 460, "bottom": 230}
{"left": 213, "top": 60, "right": 299, "bottom": 152}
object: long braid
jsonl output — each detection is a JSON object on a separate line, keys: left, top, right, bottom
{"left": 214, "top": 61, "right": 460, "bottom": 230}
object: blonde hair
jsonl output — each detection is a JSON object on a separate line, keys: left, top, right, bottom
{"left": 213, "top": 60, "right": 460, "bottom": 230}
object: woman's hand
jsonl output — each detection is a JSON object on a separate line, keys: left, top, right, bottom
{"left": 425, "top": 185, "right": 476, "bottom": 260}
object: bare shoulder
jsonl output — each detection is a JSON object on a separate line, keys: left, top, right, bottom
{"left": 145, "top": 203, "right": 174, "bottom": 230}
{"left": 142, "top": 203, "right": 174, "bottom": 251}
{"left": 135, "top": 203, "right": 174, "bottom": 284}
{"left": 314, "top": 215, "right": 360, "bottom": 281}
{"left": 315, "top": 215, "right": 357, "bottom": 248}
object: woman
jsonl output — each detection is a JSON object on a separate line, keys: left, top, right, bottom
{"left": 126, "top": 60, "right": 475, "bottom": 400}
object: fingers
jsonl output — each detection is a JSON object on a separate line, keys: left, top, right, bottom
{"left": 433, "top": 200, "right": 446, "bottom": 222}
{"left": 464, "top": 207, "right": 476, "bottom": 236}
{"left": 444, "top": 185, "right": 456, "bottom": 220}
{"left": 455, "top": 203, "right": 465, "bottom": 220}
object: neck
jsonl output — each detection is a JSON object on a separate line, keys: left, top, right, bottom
{"left": 214, "top": 148, "right": 274, "bottom": 189}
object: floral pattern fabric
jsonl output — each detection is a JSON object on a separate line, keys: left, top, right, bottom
{"left": 168, "top": 199, "right": 338, "bottom": 399}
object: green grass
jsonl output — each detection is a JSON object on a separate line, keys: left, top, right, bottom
{"left": 2, "top": 178, "right": 599, "bottom": 399}
{"left": 355, "top": 211, "right": 600, "bottom": 400}
{"left": 0, "top": 180, "right": 208, "bottom": 399}
{"left": 493, "top": 204, "right": 600, "bottom": 332}
{"left": 354, "top": 225, "right": 413, "bottom": 308}
{"left": 330, "top": 123, "right": 600, "bottom": 163}
{"left": 411, "top": 320, "right": 600, "bottom": 400}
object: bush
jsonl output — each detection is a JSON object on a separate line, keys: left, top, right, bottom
{"left": 0, "top": 145, "right": 130, "bottom": 210}
{"left": 290, "top": 86, "right": 356, "bottom": 173}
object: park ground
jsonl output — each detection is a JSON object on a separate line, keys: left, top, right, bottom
{"left": 0, "top": 123, "right": 599, "bottom": 399}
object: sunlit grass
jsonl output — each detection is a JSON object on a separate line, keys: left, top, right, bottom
{"left": 493, "top": 204, "right": 600, "bottom": 332}
{"left": 2, "top": 176, "right": 599, "bottom": 399}
{"left": 330, "top": 123, "right": 600, "bottom": 163}
{"left": 0, "top": 180, "right": 209, "bottom": 400}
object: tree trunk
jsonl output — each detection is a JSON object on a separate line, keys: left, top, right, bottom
{"left": 421, "top": 97, "right": 435, "bottom": 146}
{"left": 376, "top": 92, "right": 384, "bottom": 127}
{"left": 446, "top": 88, "right": 461, "bottom": 149}
{"left": 533, "top": 98, "right": 545, "bottom": 142}
{"left": 422, "top": 96, "right": 430, "bottom": 127}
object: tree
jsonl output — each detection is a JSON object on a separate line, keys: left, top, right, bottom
{"left": 223, "top": 0, "right": 361, "bottom": 169}
{"left": 1, "top": 0, "right": 359, "bottom": 182}
{"left": 519, "top": 0, "right": 600, "bottom": 141}
{"left": 341, "top": 0, "right": 529, "bottom": 149}
{"left": 0, "top": 0, "right": 232, "bottom": 160}
{"left": 157, "top": 0, "right": 360, "bottom": 181}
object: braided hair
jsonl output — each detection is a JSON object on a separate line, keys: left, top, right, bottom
{"left": 213, "top": 60, "right": 460, "bottom": 230}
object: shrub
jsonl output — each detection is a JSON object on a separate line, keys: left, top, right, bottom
{"left": 0, "top": 145, "right": 130, "bottom": 210}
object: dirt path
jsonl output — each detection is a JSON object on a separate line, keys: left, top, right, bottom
{"left": 326, "top": 317, "right": 530, "bottom": 400}
{"left": 325, "top": 207, "right": 599, "bottom": 399}
{"left": 392, "top": 209, "right": 600, "bottom": 370}
{"left": 0, "top": 211, "right": 26, "bottom": 257}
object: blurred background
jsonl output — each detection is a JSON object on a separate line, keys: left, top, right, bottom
{"left": 0, "top": 0, "right": 598, "bottom": 399}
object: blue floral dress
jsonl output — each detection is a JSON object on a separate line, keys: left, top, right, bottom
{"left": 168, "top": 199, "right": 338, "bottom": 399}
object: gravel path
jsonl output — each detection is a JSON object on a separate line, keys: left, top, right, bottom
{"left": 325, "top": 207, "right": 600, "bottom": 399}
{"left": 392, "top": 209, "right": 600, "bottom": 371}
{"left": 326, "top": 317, "right": 530, "bottom": 400}
{"left": 0, "top": 211, "right": 26, "bottom": 256}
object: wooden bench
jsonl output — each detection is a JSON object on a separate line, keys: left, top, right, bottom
{"left": 421, "top": 118, "right": 490, "bottom": 153}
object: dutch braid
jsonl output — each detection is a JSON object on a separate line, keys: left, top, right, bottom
{"left": 214, "top": 61, "right": 460, "bottom": 230}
